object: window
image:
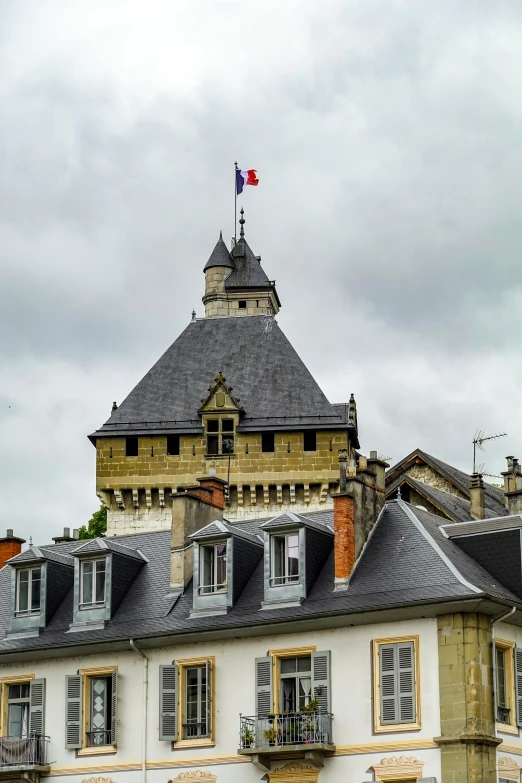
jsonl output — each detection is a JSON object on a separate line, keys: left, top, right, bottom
{"left": 125, "top": 436, "right": 139, "bottom": 457}
{"left": 80, "top": 559, "right": 106, "bottom": 607}
{"left": 200, "top": 544, "right": 227, "bottom": 594}
{"left": 7, "top": 682, "right": 30, "bottom": 737}
{"left": 167, "top": 435, "right": 180, "bottom": 455}
{"left": 495, "top": 639, "right": 517, "bottom": 730}
{"left": 66, "top": 667, "right": 117, "bottom": 753}
{"left": 238, "top": 300, "right": 247, "bottom": 309}
{"left": 205, "top": 418, "right": 234, "bottom": 455}
{"left": 15, "top": 568, "right": 41, "bottom": 615}
{"left": 271, "top": 534, "right": 300, "bottom": 585}
{"left": 280, "top": 656, "right": 312, "bottom": 712}
{"left": 184, "top": 666, "right": 208, "bottom": 739}
{"left": 262, "top": 432, "right": 275, "bottom": 452}
{"left": 87, "top": 676, "right": 113, "bottom": 747}
{"left": 372, "top": 637, "right": 420, "bottom": 732}
{"left": 303, "top": 431, "right": 316, "bottom": 451}
{"left": 159, "top": 658, "right": 214, "bottom": 747}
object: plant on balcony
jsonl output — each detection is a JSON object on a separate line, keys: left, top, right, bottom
{"left": 300, "top": 698, "right": 319, "bottom": 713}
{"left": 267, "top": 712, "right": 276, "bottom": 724}
{"left": 263, "top": 727, "right": 278, "bottom": 746}
{"left": 241, "top": 726, "right": 254, "bottom": 748}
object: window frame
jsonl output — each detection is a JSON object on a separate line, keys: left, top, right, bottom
{"left": 270, "top": 533, "right": 300, "bottom": 586}
{"left": 205, "top": 418, "right": 235, "bottom": 456}
{"left": 199, "top": 543, "right": 227, "bottom": 595}
{"left": 174, "top": 657, "right": 216, "bottom": 749}
{"left": 261, "top": 432, "right": 275, "bottom": 453}
{"left": 267, "top": 646, "right": 317, "bottom": 714}
{"left": 77, "top": 665, "right": 118, "bottom": 756}
{"left": 303, "top": 430, "right": 317, "bottom": 452}
{"left": 79, "top": 558, "right": 107, "bottom": 608}
{"left": 0, "top": 675, "right": 35, "bottom": 739}
{"left": 166, "top": 434, "right": 180, "bottom": 456}
{"left": 495, "top": 638, "right": 517, "bottom": 734}
{"left": 372, "top": 635, "right": 421, "bottom": 733}
{"left": 15, "top": 567, "right": 41, "bottom": 616}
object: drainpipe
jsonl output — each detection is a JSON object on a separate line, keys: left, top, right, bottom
{"left": 490, "top": 606, "right": 517, "bottom": 736}
{"left": 130, "top": 639, "right": 149, "bottom": 783}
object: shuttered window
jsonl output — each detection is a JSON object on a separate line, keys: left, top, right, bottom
{"left": 311, "top": 650, "right": 331, "bottom": 713}
{"left": 66, "top": 669, "right": 118, "bottom": 751}
{"left": 29, "top": 679, "right": 46, "bottom": 736}
{"left": 515, "top": 647, "right": 522, "bottom": 727}
{"left": 159, "top": 665, "right": 178, "bottom": 741}
{"left": 160, "top": 659, "right": 214, "bottom": 745}
{"left": 65, "top": 675, "right": 82, "bottom": 749}
{"left": 255, "top": 656, "right": 273, "bottom": 717}
{"left": 377, "top": 640, "right": 417, "bottom": 727}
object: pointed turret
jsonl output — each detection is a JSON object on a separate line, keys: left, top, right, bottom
{"left": 203, "top": 231, "right": 234, "bottom": 272}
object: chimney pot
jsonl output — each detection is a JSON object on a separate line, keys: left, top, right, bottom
{"left": 73, "top": 529, "right": 79, "bottom": 539}
{"left": 359, "top": 455, "right": 368, "bottom": 471}
{"left": 64, "top": 527, "right": 70, "bottom": 538}
{"left": 6, "top": 529, "right": 13, "bottom": 538}
{"left": 469, "top": 473, "right": 485, "bottom": 520}
{"left": 503, "top": 455, "right": 522, "bottom": 514}
{"left": 370, "top": 450, "right": 377, "bottom": 459}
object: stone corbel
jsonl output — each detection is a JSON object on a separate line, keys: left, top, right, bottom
{"left": 250, "top": 486, "right": 257, "bottom": 506}
{"left": 277, "top": 485, "right": 283, "bottom": 504}
{"left": 290, "top": 484, "right": 296, "bottom": 504}
{"left": 114, "top": 490, "right": 125, "bottom": 509}
{"left": 304, "top": 483, "right": 310, "bottom": 505}
{"left": 145, "top": 489, "right": 152, "bottom": 509}
{"left": 237, "top": 485, "right": 244, "bottom": 507}
{"left": 319, "top": 483, "right": 328, "bottom": 504}
{"left": 132, "top": 489, "right": 139, "bottom": 508}
{"left": 266, "top": 761, "right": 320, "bottom": 782}
{"left": 158, "top": 488, "right": 165, "bottom": 508}
{"left": 263, "top": 485, "right": 269, "bottom": 505}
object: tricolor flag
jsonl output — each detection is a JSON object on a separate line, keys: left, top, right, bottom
{"left": 236, "top": 168, "right": 259, "bottom": 194}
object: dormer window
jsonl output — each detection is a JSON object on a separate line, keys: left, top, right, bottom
{"left": 206, "top": 418, "right": 234, "bottom": 456}
{"left": 271, "top": 534, "right": 299, "bottom": 585}
{"left": 201, "top": 544, "right": 227, "bottom": 594}
{"left": 80, "top": 558, "right": 106, "bottom": 607}
{"left": 15, "top": 567, "right": 41, "bottom": 615}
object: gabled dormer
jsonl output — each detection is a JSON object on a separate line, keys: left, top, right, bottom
{"left": 199, "top": 372, "right": 243, "bottom": 457}
{"left": 69, "top": 537, "right": 147, "bottom": 631}
{"left": 260, "top": 512, "right": 333, "bottom": 609}
{"left": 189, "top": 520, "right": 263, "bottom": 617}
{"left": 7, "top": 546, "right": 74, "bottom": 638}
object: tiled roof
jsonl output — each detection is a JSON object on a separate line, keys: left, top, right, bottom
{"left": 203, "top": 234, "right": 234, "bottom": 271}
{"left": 226, "top": 238, "right": 271, "bottom": 288}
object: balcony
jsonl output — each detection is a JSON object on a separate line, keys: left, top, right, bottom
{"left": 238, "top": 711, "right": 334, "bottom": 771}
{"left": 0, "top": 735, "right": 49, "bottom": 781}
{"left": 86, "top": 730, "right": 112, "bottom": 747}
{"left": 497, "top": 705, "right": 511, "bottom": 724}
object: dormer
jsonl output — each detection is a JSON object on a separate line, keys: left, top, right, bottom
{"left": 260, "top": 512, "right": 333, "bottom": 609}
{"left": 199, "top": 372, "right": 243, "bottom": 457}
{"left": 189, "top": 520, "right": 263, "bottom": 617}
{"left": 69, "top": 538, "right": 147, "bottom": 630}
{"left": 7, "top": 546, "right": 74, "bottom": 638}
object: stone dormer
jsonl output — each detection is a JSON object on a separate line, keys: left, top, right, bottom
{"left": 202, "top": 211, "right": 280, "bottom": 318}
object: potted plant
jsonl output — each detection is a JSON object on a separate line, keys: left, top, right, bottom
{"left": 263, "top": 727, "right": 277, "bottom": 746}
{"left": 267, "top": 712, "right": 276, "bottom": 724}
{"left": 241, "top": 726, "right": 254, "bottom": 748}
{"left": 300, "top": 698, "right": 319, "bottom": 713}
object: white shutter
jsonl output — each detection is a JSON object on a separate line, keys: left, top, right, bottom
{"left": 380, "top": 644, "right": 397, "bottom": 724}
{"left": 65, "top": 675, "right": 82, "bottom": 749}
{"left": 255, "top": 657, "right": 273, "bottom": 717}
{"left": 397, "top": 642, "right": 416, "bottom": 723}
{"left": 110, "top": 670, "right": 118, "bottom": 745}
{"left": 29, "top": 678, "right": 46, "bottom": 736}
{"left": 515, "top": 647, "right": 522, "bottom": 726}
{"left": 159, "top": 665, "right": 178, "bottom": 741}
{"left": 312, "top": 650, "right": 331, "bottom": 713}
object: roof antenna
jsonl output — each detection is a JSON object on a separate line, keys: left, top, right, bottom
{"left": 239, "top": 207, "right": 245, "bottom": 239}
{"left": 472, "top": 430, "right": 507, "bottom": 473}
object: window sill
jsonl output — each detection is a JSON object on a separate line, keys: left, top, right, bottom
{"left": 496, "top": 721, "right": 519, "bottom": 736}
{"left": 373, "top": 722, "right": 421, "bottom": 734}
{"left": 77, "top": 745, "right": 117, "bottom": 756}
{"left": 173, "top": 739, "right": 216, "bottom": 750}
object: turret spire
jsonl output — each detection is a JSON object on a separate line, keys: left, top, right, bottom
{"left": 239, "top": 207, "right": 245, "bottom": 239}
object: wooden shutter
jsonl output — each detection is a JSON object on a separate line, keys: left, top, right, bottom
{"left": 312, "top": 650, "right": 331, "bottom": 713}
{"left": 205, "top": 660, "right": 212, "bottom": 738}
{"left": 397, "top": 641, "right": 416, "bottom": 723}
{"left": 255, "top": 657, "right": 273, "bottom": 717}
{"left": 65, "top": 675, "right": 82, "bottom": 749}
{"left": 380, "top": 644, "right": 397, "bottom": 724}
{"left": 110, "top": 670, "right": 118, "bottom": 745}
{"left": 159, "top": 665, "right": 178, "bottom": 741}
{"left": 29, "top": 678, "right": 46, "bottom": 736}
{"left": 515, "top": 647, "right": 522, "bottom": 726}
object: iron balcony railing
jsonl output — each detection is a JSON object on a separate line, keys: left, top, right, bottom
{"left": 86, "top": 729, "right": 112, "bottom": 747}
{"left": 0, "top": 735, "right": 49, "bottom": 767}
{"left": 239, "top": 710, "right": 333, "bottom": 750}
{"left": 497, "top": 705, "right": 511, "bottom": 724}
{"left": 183, "top": 722, "right": 208, "bottom": 740}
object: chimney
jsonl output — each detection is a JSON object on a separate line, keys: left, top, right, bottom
{"left": 170, "top": 476, "right": 227, "bottom": 591}
{"left": 333, "top": 450, "right": 388, "bottom": 590}
{"left": 0, "top": 529, "right": 26, "bottom": 569}
{"left": 502, "top": 456, "right": 522, "bottom": 515}
{"left": 469, "top": 473, "right": 485, "bottom": 520}
{"left": 52, "top": 526, "right": 76, "bottom": 544}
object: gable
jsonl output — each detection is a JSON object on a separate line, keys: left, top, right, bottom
{"left": 199, "top": 371, "right": 242, "bottom": 414}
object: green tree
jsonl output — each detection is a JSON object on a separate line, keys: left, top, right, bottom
{"left": 78, "top": 505, "right": 107, "bottom": 540}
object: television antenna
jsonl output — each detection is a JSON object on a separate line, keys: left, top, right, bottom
{"left": 473, "top": 430, "right": 507, "bottom": 473}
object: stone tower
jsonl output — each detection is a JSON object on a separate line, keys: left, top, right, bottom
{"left": 91, "top": 216, "right": 360, "bottom": 536}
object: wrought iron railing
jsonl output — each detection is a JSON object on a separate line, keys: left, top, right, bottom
{"left": 86, "top": 729, "right": 112, "bottom": 747}
{"left": 183, "top": 722, "right": 208, "bottom": 739}
{"left": 0, "top": 735, "right": 49, "bottom": 766}
{"left": 239, "top": 711, "right": 333, "bottom": 750}
{"left": 497, "top": 705, "right": 511, "bottom": 724}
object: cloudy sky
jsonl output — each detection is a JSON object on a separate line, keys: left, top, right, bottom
{"left": 2, "top": 0, "right": 522, "bottom": 542}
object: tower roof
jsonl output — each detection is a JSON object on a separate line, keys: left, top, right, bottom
{"left": 203, "top": 233, "right": 234, "bottom": 271}
{"left": 226, "top": 237, "right": 271, "bottom": 288}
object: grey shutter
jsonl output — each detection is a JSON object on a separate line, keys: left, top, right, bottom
{"left": 29, "top": 678, "right": 46, "bottom": 736}
{"left": 205, "top": 659, "right": 212, "bottom": 738}
{"left": 159, "top": 665, "right": 178, "bottom": 741}
{"left": 397, "top": 641, "right": 416, "bottom": 723}
{"left": 65, "top": 675, "right": 82, "bottom": 749}
{"left": 380, "top": 644, "right": 397, "bottom": 724}
{"left": 515, "top": 647, "right": 522, "bottom": 726}
{"left": 255, "top": 656, "right": 273, "bottom": 717}
{"left": 110, "top": 670, "right": 118, "bottom": 745}
{"left": 312, "top": 650, "right": 331, "bottom": 713}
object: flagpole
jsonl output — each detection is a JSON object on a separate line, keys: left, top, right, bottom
{"left": 234, "top": 161, "right": 238, "bottom": 243}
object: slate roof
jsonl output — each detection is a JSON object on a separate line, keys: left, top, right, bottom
{"left": 260, "top": 511, "right": 334, "bottom": 535}
{"left": 71, "top": 537, "right": 147, "bottom": 561}
{"left": 189, "top": 520, "right": 262, "bottom": 546}
{"left": 226, "top": 238, "right": 271, "bottom": 288}
{"left": 390, "top": 475, "right": 499, "bottom": 524}
{"left": 203, "top": 234, "right": 235, "bottom": 271}
{"left": 91, "top": 316, "right": 351, "bottom": 438}
{"left": 1, "top": 501, "right": 521, "bottom": 659}
{"left": 386, "top": 449, "right": 507, "bottom": 518}
{"left": 442, "top": 515, "right": 522, "bottom": 538}
{"left": 8, "top": 546, "right": 73, "bottom": 567}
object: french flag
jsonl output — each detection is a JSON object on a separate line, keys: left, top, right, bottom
{"left": 236, "top": 168, "right": 259, "bottom": 194}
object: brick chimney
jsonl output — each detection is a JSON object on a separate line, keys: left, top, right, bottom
{"left": 333, "top": 449, "right": 387, "bottom": 590}
{"left": 502, "top": 456, "right": 522, "bottom": 515}
{"left": 170, "top": 476, "right": 227, "bottom": 591}
{"left": 469, "top": 473, "right": 485, "bottom": 520}
{"left": 0, "top": 529, "right": 26, "bottom": 569}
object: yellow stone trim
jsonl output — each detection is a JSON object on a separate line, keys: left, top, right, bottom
{"left": 267, "top": 646, "right": 317, "bottom": 656}
{"left": 495, "top": 638, "right": 517, "bottom": 733}
{"left": 267, "top": 761, "right": 320, "bottom": 782}
{"left": 81, "top": 778, "right": 117, "bottom": 783}
{"left": 334, "top": 739, "right": 437, "bottom": 755}
{"left": 169, "top": 773, "right": 217, "bottom": 782}
{"left": 267, "top": 646, "right": 316, "bottom": 713}
{"left": 78, "top": 665, "right": 118, "bottom": 756}
{"left": 372, "top": 636, "right": 421, "bottom": 734}
{"left": 370, "top": 754, "right": 424, "bottom": 781}
{"left": 173, "top": 656, "right": 216, "bottom": 748}
{"left": 497, "top": 754, "right": 521, "bottom": 781}
{"left": 0, "top": 673, "right": 35, "bottom": 737}
{"left": 499, "top": 744, "right": 522, "bottom": 756}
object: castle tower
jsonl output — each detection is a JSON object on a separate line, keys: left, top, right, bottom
{"left": 90, "top": 216, "right": 359, "bottom": 536}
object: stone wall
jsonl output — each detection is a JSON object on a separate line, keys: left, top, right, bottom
{"left": 407, "top": 464, "right": 466, "bottom": 499}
